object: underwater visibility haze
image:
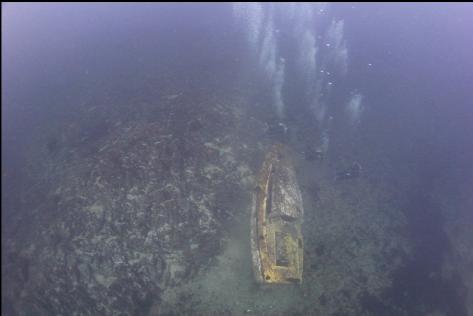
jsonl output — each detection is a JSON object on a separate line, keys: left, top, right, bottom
{"left": 2, "top": 3, "right": 473, "bottom": 315}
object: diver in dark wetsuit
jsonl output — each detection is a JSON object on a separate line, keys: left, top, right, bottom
{"left": 266, "top": 121, "right": 289, "bottom": 144}
{"left": 335, "top": 162, "right": 362, "bottom": 180}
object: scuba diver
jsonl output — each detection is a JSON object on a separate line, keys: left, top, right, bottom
{"left": 267, "top": 120, "right": 289, "bottom": 143}
{"left": 335, "top": 161, "right": 362, "bottom": 181}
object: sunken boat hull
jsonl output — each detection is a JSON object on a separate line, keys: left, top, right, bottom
{"left": 251, "top": 144, "right": 304, "bottom": 284}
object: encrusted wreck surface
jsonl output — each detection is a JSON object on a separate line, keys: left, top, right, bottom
{"left": 251, "top": 144, "right": 304, "bottom": 284}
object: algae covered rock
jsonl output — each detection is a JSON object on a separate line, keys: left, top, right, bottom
{"left": 2, "top": 89, "right": 267, "bottom": 315}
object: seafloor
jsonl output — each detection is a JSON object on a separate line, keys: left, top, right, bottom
{"left": 2, "top": 55, "right": 472, "bottom": 316}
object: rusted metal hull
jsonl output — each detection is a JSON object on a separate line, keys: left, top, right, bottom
{"left": 251, "top": 144, "right": 304, "bottom": 284}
